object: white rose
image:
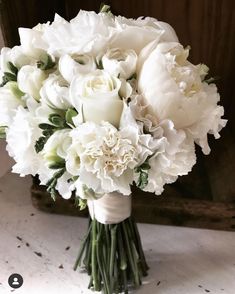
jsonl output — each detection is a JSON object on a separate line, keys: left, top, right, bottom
{"left": 42, "top": 129, "right": 72, "bottom": 168}
{"left": 40, "top": 74, "right": 71, "bottom": 109}
{"left": 70, "top": 70, "right": 127, "bottom": 128}
{"left": 17, "top": 65, "right": 46, "bottom": 100}
{"left": 102, "top": 48, "right": 137, "bottom": 79}
{"left": 0, "top": 82, "right": 25, "bottom": 127}
{"left": 138, "top": 42, "right": 226, "bottom": 136}
{"left": 59, "top": 54, "right": 97, "bottom": 83}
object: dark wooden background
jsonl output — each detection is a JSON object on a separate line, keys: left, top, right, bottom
{"left": 1, "top": 0, "right": 235, "bottom": 230}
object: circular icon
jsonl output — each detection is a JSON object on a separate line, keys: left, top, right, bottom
{"left": 8, "top": 273, "right": 23, "bottom": 289}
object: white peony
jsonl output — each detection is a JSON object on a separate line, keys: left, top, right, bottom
{"left": 138, "top": 42, "right": 226, "bottom": 153}
{"left": 70, "top": 70, "right": 131, "bottom": 128}
{"left": 59, "top": 54, "right": 97, "bottom": 83}
{"left": 0, "top": 82, "right": 25, "bottom": 127}
{"left": 40, "top": 74, "right": 71, "bottom": 109}
{"left": 109, "top": 16, "right": 178, "bottom": 53}
{"left": 102, "top": 48, "right": 137, "bottom": 79}
{"left": 17, "top": 65, "right": 47, "bottom": 100}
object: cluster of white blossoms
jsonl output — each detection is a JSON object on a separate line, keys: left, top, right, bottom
{"left": 0, "top": 9, "right": 226, "bottom": 202}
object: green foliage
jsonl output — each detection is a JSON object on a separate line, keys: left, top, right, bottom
{"left": 0, "top": 62, "right": 18, "bottom": 87}
{"left": 37, "top": 54, "right": 55, "bottom": 70}
{"left": 46, "top": 168, "right": 65, "bottom": 201}
{"left": 0, "top": 126, "right": 6, "bottom": 139}
{"left": 65, "top": 108, "right": 78, "bottom": 126}
{"left": 35, "top": 112, "right": 70, "bottom": 154}
{"left": 75, "top": 197, "right": 87, "bottom": 210}
{"left": 135, "top": 161, "right": 151, "bottom": 190}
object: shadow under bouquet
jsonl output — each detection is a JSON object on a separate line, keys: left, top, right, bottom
{"left": 0, "top": 5, "right": 226, "bottom": 294}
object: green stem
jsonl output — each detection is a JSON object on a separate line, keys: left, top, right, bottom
{"left": 73, "top": 223, "right": 92, "bottom": 271}
{"left": 109, "top": 225, "right": 117, "bottom": 279}
{"left": 91, "top": 219, "right": 99, "bottom": 291}
{"left": 131, "top": 218, "right": 149, "bottom": 274}
{"left": 122, "top": 221, "right": 140, "bottom": 287}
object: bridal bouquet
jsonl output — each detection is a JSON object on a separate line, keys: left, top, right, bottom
{"left": 0, "top": 5, "right": 226, "bottom": 294}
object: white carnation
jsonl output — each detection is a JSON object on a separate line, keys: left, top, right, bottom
{"left": 67, "top": 121, "right": 151, "bottom": 195}
{"left": 6, "top": 106, "right": 44, "bottom": 176}
{"left": 0, "top": 82, "right": 25, "bottom": 127}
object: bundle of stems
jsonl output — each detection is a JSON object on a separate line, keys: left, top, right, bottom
{"left": 74, "top": 216, "right": 149, "bottom": 294}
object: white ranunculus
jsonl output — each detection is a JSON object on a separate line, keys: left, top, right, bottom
{"left": 59, "top": 54, "right": 97, "bottom": 83}
{"left": 6, "top": 106, "right": 47, "bottom": 176}
{"left": 102, "top": 48, "right": 137, "bottom": 79}
{"left": 0, "top": 82, "right": 25, "bottom": 127}
{"left": 17, "top": 65, "right": 47, "bottom": 100}
{"left": 137, "top": 42, "right": 226, "bottom": 150}
{"left": 40, "top": 74, "right": 71, "bottom": 109}
{"left": 70, "top": 70, "right": 125, "bottom": 128}
{"left": 42, "top": 129, "right": 72, "bottom": 167}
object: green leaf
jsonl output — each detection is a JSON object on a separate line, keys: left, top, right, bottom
{"left": 48, "top": 113, "right": 65, "bottom": 128}
{"left": 7, "top": 62, "right": 18, "bottom": 75}
{"left": 35, "top": 136, "right": 49, "bottom": 153}
{"left": 46, "top": 168, "right": 65, "bottom": 200}
{"left": 0, "top": 126, "right": 6, "bottom": 139}
{"left": 75, "top": 197, "right": 87, "bottom": 210}
{"left": 137, "top": 171, "right": 148, "bottom": 190}
{"left": 39, "top": 123, "right": 55, "bottom": 130}
{"left": 48, "top": 161, "right": 65, "bottom": 170}
{"left": 99, "top": 3, "right": 111, "bottom": 13}
{"left": 7, "top": 81, "right": 24, "bottom": 98}
{"left": 65, "top": 108, "right": 78, "bottom": 126}
{"left": 37, "top": 54, "right": 55, "bottom": 70}
{"left": 204, "top": 76, "right": 220, "bottom": 84}
{"left": 4, "top": 72, "right": 17, "bottom": 82}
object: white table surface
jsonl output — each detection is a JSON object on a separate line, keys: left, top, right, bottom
{"left": 0, "top": 171, "right": 235, "bottom": 294}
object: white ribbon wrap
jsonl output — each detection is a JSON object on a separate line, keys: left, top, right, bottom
{"left": 87, "top": 192, "right": 132, "bottom": 224}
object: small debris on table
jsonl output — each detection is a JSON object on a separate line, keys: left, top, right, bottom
{"left": 34, "top": 251, "right": 42, "bottom": 257}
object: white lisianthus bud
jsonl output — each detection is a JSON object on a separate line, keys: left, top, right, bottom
{"left": 70, "top": 70, "right": 124, "bottom": 128}
{"left": 59, "top": 54, "right": 97, "bottom": 83}
{"left": 0, "top": 47, "right": 32, "bottom": 72}
{"left": 17, "top": 65, "right": 46, "bottom": 100}
{"left": 42, "top": 129, "right": 72, "bottom": 168}
{"left": 40, "top": 74, "right": 71, "bottom": 109}
{"left": 0, "top": 82, "right": 25, "bottom": 127}
{"left": 19, "top": 27, "right": 47, "bottom": 59}
{"left": 102, "top": 48, "right": 137, "bottom": 79}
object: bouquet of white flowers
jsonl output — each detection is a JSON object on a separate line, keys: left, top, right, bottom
{"left": 0, "top": 5, "right": 226, "bottom": 294}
